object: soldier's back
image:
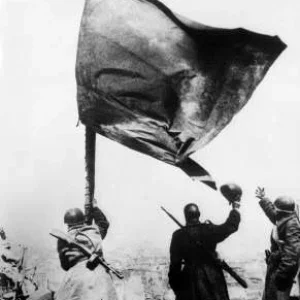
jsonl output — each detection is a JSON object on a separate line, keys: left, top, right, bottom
{"left": 172, "top": 222, "right": 218, "bottom": 265}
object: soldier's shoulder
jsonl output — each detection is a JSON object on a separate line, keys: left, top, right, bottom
{"left": 79, "top": 224, "right": 101, "bottom": 235}
{"left": 172, "top": 227, "right": 188, "bottom": 239}
{"left": 286, "top": 216, "right": 300, "bottom": 228}
{"left": 202, "top": 220, "right": 216, "bottom": 228}
{"left": 172, "top": 228, "right": 183, "bottom": 235}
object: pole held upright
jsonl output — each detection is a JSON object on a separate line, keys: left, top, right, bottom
{"left": 85, "top": 126, "right": 96, "bottom": 224}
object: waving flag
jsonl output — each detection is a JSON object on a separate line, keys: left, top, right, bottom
{"left": 76, "top": 0, "right": 286, "bottom": 190}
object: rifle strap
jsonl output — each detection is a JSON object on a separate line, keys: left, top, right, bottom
{"left": 74, "top": 231, "right": 96, "bottom": 251}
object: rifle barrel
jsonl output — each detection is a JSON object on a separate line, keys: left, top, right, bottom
{"left": 50, "top": 230, "right": 124, "bottom": 279}
{"left": 220, "top": 261, "right": 248, "bottom": 288}
{"left": 161, "top": 206, "right": 184, "bottom": 228}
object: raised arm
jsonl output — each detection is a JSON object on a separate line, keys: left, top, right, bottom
{"left": 209, "top": 206, "right": 241, "bottom": 243}
{"left": 92, "top": 202, "right": 110, "bottom": 239}
{"left": 256, "top": 187, "right": 276, "bottom": 224}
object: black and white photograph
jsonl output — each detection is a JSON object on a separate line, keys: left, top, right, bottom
{"left": 0, "top": 0, "right": 300, "bottom": 299}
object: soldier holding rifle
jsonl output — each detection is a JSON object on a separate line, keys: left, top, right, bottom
{"left": 167, "top": 183, "right": 243, "bottom": 300}
{"left": 51, "top": 199, "right": 118, "bottom": 300}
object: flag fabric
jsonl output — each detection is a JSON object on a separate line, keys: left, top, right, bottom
{"left": 76, "top": 0, "right": 286, "bottom": 190}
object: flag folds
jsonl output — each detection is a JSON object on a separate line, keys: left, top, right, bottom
{"left": 76, "top": 0, "right": 286, "bottom": 189}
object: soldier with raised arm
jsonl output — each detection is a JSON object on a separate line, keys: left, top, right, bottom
{"left": 255, "top": 187, "right": 300, "bottom": 300}
{"left": 54, "top": 199, "right": 118, "bottom": 300}
{"left": 168, "top": 184, "right": 242, "bottom": 300}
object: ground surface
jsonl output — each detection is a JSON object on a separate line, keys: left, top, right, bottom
{"left": 25, "top": 249, "right": 267, "bottom": 300}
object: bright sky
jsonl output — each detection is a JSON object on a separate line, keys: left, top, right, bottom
{"left": 0, "top": 0, "right": 299, "bottom": 260}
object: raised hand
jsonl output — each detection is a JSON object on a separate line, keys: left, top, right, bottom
{"left": 255, "top": 187, "right": 265, "bottom": 200}
{"left": 92, "top": 198, "right": 98, "bottom": 208}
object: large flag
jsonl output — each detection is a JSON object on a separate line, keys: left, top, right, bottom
{"left": 76, "top": 0, "right": 286, "bottom": 190}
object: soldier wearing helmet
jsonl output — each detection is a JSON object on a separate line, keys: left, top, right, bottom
{"left": 63, "top": 208, "right": 85, "bottom": 227}
{"left": 168, "top": 183, "right": 242, "bottom": 300}
{"left": 54, "top": 199, "right": 117, "bottom": 300}
{"left": 63, "top": 200, "right": 109, "bottom": 239}
{"left": 255, "top": 187, "right": 300, "bottom": 300}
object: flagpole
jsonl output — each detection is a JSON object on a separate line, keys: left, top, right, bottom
{"left": 84, "top": 126, "right": 96, "bottom": 225}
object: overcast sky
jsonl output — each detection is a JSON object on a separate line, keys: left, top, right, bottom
{"left": 0, "top": 0, "right": 299, "bottom": 260}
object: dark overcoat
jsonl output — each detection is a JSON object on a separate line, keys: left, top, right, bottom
{"left": 259, "top": 198, "right": 300, "bottom": 300}
{"left": 168, "top": 209, "right": 240, "bottom": 300}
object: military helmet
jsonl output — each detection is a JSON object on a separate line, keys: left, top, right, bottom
{"left": 184, "top": 203, "right": 200, "bottom": 221}
{"left": 220, "top": 183, "right": 242, "bottom": 203}
{"left": 274, "top": 196, "right": 295, "bottom": 212}
{"left": 64, "top": 208, "right": 85, "bottom": 226}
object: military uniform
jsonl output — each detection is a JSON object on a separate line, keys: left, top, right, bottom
{"left": 259, "top": 198, "right": 300, "bottom": 300}
{"left": 55, "top": 206, "right": 117, "bottom": 300}
{"left": 168, "top": 208, "right": 240, "bottom": 300}
{"left": 0, "top": 233, "right": 37, "bottom": 299}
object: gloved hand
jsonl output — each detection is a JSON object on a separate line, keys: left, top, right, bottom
{"left": 232, "top": 201, "right": 241, "bottom": 209}
{"left": 85, "top": 198, "right": 98, "bottom": 222}
{"left": 92, "top": 198, "right": 98, "bottom": 208}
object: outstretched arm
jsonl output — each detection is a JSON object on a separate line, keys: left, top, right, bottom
{"left": 210, "top": 207, "right": 241, "bottom": 243}
{"left": 256, "top": 187, "right": 276, "bottom": 224}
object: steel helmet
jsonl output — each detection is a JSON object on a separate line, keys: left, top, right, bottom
{"left": 220, "top": 183, "right": 242, "bottom": 203}
{"left": 274, "top": 196, "right": 295, "bottom": 212}
{"left": 184, "top": 203, "right": 200, "bottom": 221}
{"left": 64, "top": 208, "right": 85, "bottom": 226}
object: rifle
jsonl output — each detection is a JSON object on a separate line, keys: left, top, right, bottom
{"left": 18, "top": 246, "right": 27, "bottom": 273}
{"left": 50, "top": 229, "right": 124, "bottom": 279}
{"left": 161, "top": 206, "right": 248, "bottom": 289}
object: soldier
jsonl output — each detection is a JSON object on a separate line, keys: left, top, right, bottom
{"left": 255, "top": 187, "right": 300, "bottom": 300}
{"left": 168, "top": 184, "right": 242, "bottom": 300}
{"left": 0, "top": 228, "right": 36, "bottom": 300}
{"left": 54, "top": 199, "right": 118, "bottom": 300}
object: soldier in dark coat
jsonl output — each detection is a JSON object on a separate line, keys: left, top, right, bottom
{"left": 256, "top": 187, "right": 300, "bottom": 300}
{"left": 168, "top": 186, "right": 241, "bottom": 300}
